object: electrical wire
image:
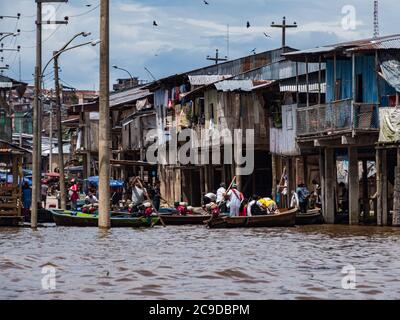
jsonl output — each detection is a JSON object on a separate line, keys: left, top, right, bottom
{"left": 20, "top": 24, "right": 63, "bottom": 49}
{"left": 68, "top": 3, "right": 100, "bottom": 18}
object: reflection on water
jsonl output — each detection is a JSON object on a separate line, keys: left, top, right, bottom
{"left": 1, "top": 225, "right": 400, "bottom": 299}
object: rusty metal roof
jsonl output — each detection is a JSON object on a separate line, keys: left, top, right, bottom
{"left": 284, "top": 34, "right": 400, "bottom": 62}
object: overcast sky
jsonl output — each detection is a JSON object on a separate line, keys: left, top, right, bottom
{"left": 0, "top": 0, "right": 399, "bottom": 90}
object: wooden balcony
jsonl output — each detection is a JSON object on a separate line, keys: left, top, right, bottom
{"left": 297, "top": 99, "right": 379, "bottom": 137}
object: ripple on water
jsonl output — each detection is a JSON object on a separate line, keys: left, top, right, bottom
{"left": 1, "top": 225, "right": 400, "bottom": 299}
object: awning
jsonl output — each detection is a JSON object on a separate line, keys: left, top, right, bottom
{"left": 379, "top": 107, "right": 400, "bottom": 143}
{"left": 380, "top": 52, "right": 400, "bottom": 92}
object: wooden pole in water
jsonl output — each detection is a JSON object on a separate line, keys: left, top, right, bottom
{"left": 98, "top": 0, "right": 111, "bottom": 228}
{"left": 393, "top": 147, "right": 400, "bottom": 226}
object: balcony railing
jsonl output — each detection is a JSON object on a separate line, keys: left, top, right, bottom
{"left": 297, "top": 99, "right": 379, "bottom": 137}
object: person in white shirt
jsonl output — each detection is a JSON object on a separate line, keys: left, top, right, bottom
{"left": 216, "top": 183, "right": 226, "bottom": 203}
{"left": 247, "top": 195, "right": 261, "bottom": 217}
{"left": 225, "top": 184, "right": 243, "bottom": 217}
{"left": 131, "top": 177, "right": 148, "bottom": 206}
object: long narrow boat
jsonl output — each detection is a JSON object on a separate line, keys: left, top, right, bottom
{"left": 295, "top": 208, "right": 324, "bottom": 225}
{"left": 158, "top": 213, "right": 212, "bottom": 225}
{"left": 207, "top": 208, "right": 297, "bottom": 229}
{"left": 51, "top": 210, "right": 159, "bottom": 228}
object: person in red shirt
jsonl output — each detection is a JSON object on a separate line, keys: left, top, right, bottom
{"left": 69, "top": 179, "right": 79, "bottom": 211}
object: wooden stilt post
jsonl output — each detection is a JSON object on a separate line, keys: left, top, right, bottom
{"left": 376, "top": 148, "right": 383, "bottom": 226}
{"left": 348, "top": 147, "right": 360, "bottom": 225}
{"left": 393, "top": 146, "right": 400, "bottom": 226}
{"left": 362, "top": 159, "right": 370, "bottom": 223}
{"left": 272, "top": 154, "right": 277, "bottom": 200}
{"left": 382, "top": 149, "right": 388, "bottom": 226}
{"left": 324, "top": 148, "right": 335, "bottom": 224}
{"left": 319, "top": 148, "right": 326, "bottom": 217}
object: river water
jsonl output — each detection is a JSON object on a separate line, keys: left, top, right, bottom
{"left": 1, "top": 225, "right": 400, "bottom": 300}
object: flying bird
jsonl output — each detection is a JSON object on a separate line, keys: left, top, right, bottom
{"left": 153, "top": 20, "right": 158, "bottom": 27}
{"left": 86, "top": 4, "right": 92, "bottom": 7}
{"left": 251, "top": 48, "right": 256, "bottom": 54}
{"left": 263, "top": 32, "right": 271, "bottom": 38}
{"left": 246, "top": 21, "right": 251, "bottom": 28}
{"left": 203, "top": 0, "right": 209, "bottom": 4}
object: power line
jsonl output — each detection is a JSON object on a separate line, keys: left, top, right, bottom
{"left": 20, "top": 25, "right": 63, "bottom": 49}
{"left": 69, "top": 3, "right": 100, "bottom": 18}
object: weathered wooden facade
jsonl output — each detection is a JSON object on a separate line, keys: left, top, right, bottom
{"left": 109, "top": 85, "right": 157, "bottom": 182}
{"left": 284, "top": 34, "right": 400, "bottom": 225}
{"left": 0, "top": 140, "right": 27, "bottom": 226}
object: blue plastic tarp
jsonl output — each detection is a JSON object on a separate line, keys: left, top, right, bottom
{"left": 87, "top": 176, "right": 124, "bottom": 188}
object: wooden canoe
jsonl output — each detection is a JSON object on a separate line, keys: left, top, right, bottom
{"left": 207, "top": 208, "right": 297, "bottom": 229}
{"left": 157, "top": 214, "right": 212, "bottom": 225}
{"left": 51, "top": 210, "right": 159, "bottom": 228}
{"left": 295, "top": 208, "right": 324, "bottom": 225}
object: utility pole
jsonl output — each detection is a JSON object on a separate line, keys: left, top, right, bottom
{"left": 98, "top": 0, "right": 111, "bottom": 228}
{"left": 31, "top": 0, "right": 68, "bottom": 228}
{"left": 206, "top": 49, "right": 228, "bottom": 65}
{"left": 53, "top": 54, "right": 67, "bottom": 209}
{"left": 49, "top": 103, "right": 53, "bottom": 172}
{"left": 31, "top": 1, "right": 42, "bottom": 228}
{"left": 271, "top": 16, "right": 297, "bottom": 48}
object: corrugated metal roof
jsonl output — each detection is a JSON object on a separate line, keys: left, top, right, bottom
{"left": 214, "top": 80, "right": 254, "bottom": 92}
{"left": 188, "top": 75, "right": 231, "bottom": 86}
{"left": 234, "top": 59, "right": 324, "bottom": 81}
{"left": 110, "top": 87, "right": 153, "bottom": 108}
{"left": 348, "top": 37, "right": 400, "bottom": 51}
{"left": 284, "top": 34, "right": 400, "bottom": 61}
{"left": 145, "top": 47, "right": 297, "bottom": 90}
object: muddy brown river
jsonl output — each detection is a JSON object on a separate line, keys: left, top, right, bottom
{"left": 1, "top": 225, "right": 400, "bottom": 299}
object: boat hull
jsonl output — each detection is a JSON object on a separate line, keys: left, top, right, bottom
{"left": 207, "top": 208, "right": 297, "bottom": 229}
{"left": 295, "top": 208, "right": 324, "bottom": 225}
{"left": 158, "top": 214, "right": 211, "bottom": 225}
{"left": 51, "top": 210, "right": 158, "bottom": 228}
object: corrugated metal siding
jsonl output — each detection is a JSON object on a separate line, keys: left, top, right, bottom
{"left": 234, "top": 59, "right": 324, "bottom": 81}
{"left": 326, "top": 55, "right": 396, "bottom": 103}
{"left": 189, "top": 47, "right": 290, "bottom": 77}
{"left": 269, "top": 104, "right": 300, "bottom": 156}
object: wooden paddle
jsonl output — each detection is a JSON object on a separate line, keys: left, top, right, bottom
{"left": 136, "top": 178, "right": 166, "bottom": 227}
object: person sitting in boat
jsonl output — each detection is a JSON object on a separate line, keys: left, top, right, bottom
{"left": 256, "top": 197, "right": 279, "bottom": 215}
{"left": 82, "top": 193, "right": 99, "bottom": 214}
{"left": 143, "top": 202, "right": 154, "bottom": 217}
{"left": 206, "top": 202, "right": 220, "bottom": 218}
{"left": 203, "top": 192, "right": 217, "bottom": 207}
{"left": 176, "top": 202, "right": 189, "bottom": 215}
{"left": 187, "top": 206, "right": 194, "bottom": 215}
{"left": 247, "top": 195, "right": 261, "bottom": 216}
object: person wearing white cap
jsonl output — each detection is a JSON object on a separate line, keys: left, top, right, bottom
{"left": 225, "top": 183, "right": 243, "bottom": 217}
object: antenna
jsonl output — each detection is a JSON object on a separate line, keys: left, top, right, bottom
{"left": 227, "top": 24, "right": 230, "bottom": 60}
{"left": 373, "top": 0, "right": 379, "bottom": 38}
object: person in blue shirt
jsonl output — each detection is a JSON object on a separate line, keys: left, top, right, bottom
{"left": 296, "top": 183, "right": 310, "bottom": 213}
{"left": 22, "top": 181, "right": 32, "bottom": 214}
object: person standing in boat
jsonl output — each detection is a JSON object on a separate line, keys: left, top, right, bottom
{"left": 225, "top": 183, "right": 243, "bottom": 217}
{"left": 296, "top": 183, "right": 310, "bottom": 213}
{"left": 216, "top": 182, "right": 227, "bottom": 213}
{"left": 69, "top": 179, "right": 80, "bottom": 211}
{"left": 152, "top": 180, "right": 165, "bottom": 211}
{"left": 130, "top": 177, "right": 148, "bottom": 212}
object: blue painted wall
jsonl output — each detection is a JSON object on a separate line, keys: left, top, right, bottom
{"left": 326, "top": 55, "right": 396, "bottom": 104}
